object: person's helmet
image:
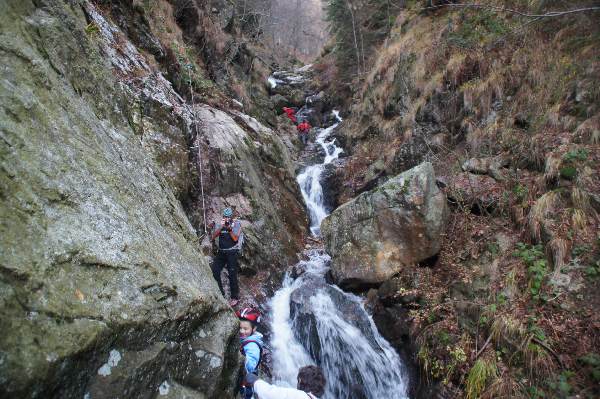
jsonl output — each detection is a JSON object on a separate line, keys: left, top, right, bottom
{"left": 236, "top": 307, "right": 261, "bottom": 324}
{"left": 223, "top": 208, "right": 233, "bottom": 217}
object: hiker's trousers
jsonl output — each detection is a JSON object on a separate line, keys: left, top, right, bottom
{"left": 212, "top": 249, "right": 240, "bottom": 299}
{"left": 299, "top": 133, "right": 308, "bottom": 145}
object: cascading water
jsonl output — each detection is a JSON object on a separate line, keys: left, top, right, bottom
{"left": 268, "top": 111, "right": 409, "bottom": 398}
{"left": 296, "top": 112, "right": 344, "bottom": 236}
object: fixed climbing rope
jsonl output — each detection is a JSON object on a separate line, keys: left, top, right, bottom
{"left": 187, "top": 69, "right": 208, "bottom": 236}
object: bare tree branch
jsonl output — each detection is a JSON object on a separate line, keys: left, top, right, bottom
{"left": 422, "top": 3, "right": 600, "bottom": 18}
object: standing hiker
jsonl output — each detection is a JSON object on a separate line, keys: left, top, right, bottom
{"left": 211, "top": 207, "right": 242, "bottom": 307}
{"left": 297, "top": 120, "right": 311, "bottom": 145}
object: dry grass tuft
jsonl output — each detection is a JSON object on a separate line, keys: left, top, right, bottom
{"left": 574, "top": 116, "right": 600, "bottom": 144}
{"left": 490, "top": 315, "right": 526, "bottom": 352}
{"left": 571, "top": 208, "right": 587, "bottom": 234}
{"left": 547, "top": 237, "right": 569, "bottom": 273}
{"left": 445, "top": 53, "right": 468, "bottom": 87}
{"left": 544, "top": 152, "right": 561, "bottom": 184}
{"left": 523, "top": 340, "right": 556, "bottom": 379}
{"left": 571, "top": 187, "right": 591, "bottom": 214}
{"left": 483, "top": 375, "right": 528, "bottom": 399}
{"left": 490, "top": 315, "right": 556, "bottom": 379}
{"left": 527, "top": 191, "right": 562, "bottom": 243}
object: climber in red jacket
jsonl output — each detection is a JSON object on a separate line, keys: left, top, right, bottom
{"left": 297, "top": 120, "right": 311, "bottom": 145}
{"left": 282, "top": 107, "right": 297, "bottom": 124}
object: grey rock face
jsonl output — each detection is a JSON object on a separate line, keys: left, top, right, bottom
{"left": 194, "top": 105, "right": 307, "bottom": 275}
{"left": 461, "top": 154, "right": 509, "bottom": 181}
{"left": 0, "top": 1, "right": 238, "bottom": 397}
{"left": 446, "top": 172, "right": 503, "bottom": 211}
{"left": 270, "top": 94, "right": 290, "bottom": 113}
{"left": 322, "top": 162, "right": 449, "bottom": 289}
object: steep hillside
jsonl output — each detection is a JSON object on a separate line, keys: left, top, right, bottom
{"left": 319, "top": 1, "right": 600, "bottom": 397}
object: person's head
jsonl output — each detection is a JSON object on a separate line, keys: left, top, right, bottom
{"left": 223, "top": 207, "right": 233, "bottom": 221}
{"left": 239, "top": 319, "right": 256, "bottom": 338}
{"left": 236, "top": 308, "right": 261, "bottom": 338}
{"left": 297, "top": 365, "right": 326, "bottom": 397}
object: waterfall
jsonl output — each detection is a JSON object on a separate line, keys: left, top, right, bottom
{"left": 296, "top": 112, "right": 344, "bottom": 236}
{"left": 268, "top": 111, "right": 409, "bottom": 399}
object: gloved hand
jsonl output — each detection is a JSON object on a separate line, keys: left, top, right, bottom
{"left": 244, "top": 373, "right": 259, "bottom": 386}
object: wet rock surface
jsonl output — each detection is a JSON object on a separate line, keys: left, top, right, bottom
{"left": 194, "top": 105, "right": 307, "bottom": 275}
{"left": 320, "top": 161, "right": 345, "bottom": 213}
{"left": 287, "top": 275, "right": 380, "bottom": 399}
{"left": 322, "top": 162, "right": 449, "bottom": 290}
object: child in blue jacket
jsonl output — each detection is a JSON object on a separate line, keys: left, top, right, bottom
{"left": 237, "top": 308, "right": 263, "bottom": 398}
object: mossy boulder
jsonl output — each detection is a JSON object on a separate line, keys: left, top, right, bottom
{"left": 322, "top": 162, "right": 449, "bottom": 290}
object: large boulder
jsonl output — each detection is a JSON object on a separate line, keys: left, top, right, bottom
{"left": 0, "top": 2, "right": 238, "bottom": 398}
{"left": 321, "top": 162, "right": 449, "bottom": 290}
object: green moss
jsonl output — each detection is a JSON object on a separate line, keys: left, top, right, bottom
{"left": 84, "top": 22, "right": 99, "bottom": 36}
{"left": 559, "top": 166, "right": 577, "bottom": 180}
{"left": 562, "top": 148, "right": 588, "bottom": 163}
{"left": 448, "top": 10, "right": 509, "bottom": 49}
{"left": 171, "top": 43, "right": 214, "bottom": 92}
{"left": 514, "top": 243, "right": 548, "bottom": 300}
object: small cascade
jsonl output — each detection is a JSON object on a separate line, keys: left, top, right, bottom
{"left": 268, "top": 96, "right": 409, "bottom": 398}
{"left": 296, "top": 112, "right": 344, "bottom": 235}
{"left": 269, "top": 249, "right": 409, "bottom": 399}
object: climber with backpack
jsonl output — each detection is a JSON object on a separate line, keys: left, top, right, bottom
{"left": 211, "top": 207, "right": 243, "bottom": 307}
{"left": 296, "top": 120, "right": 311, "bottom": 145}
{"left": 237, "top": 308, "right": 264, "bottom": 399}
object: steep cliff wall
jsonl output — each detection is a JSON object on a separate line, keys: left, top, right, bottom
{"left": 0, "top": 0, "right": 305, "bottom": 397}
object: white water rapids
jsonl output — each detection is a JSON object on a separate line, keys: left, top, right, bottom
{"left": 267, "top": 111, "right": 409, "bottom": 398}
{"left": 296, "top": 111, "right": 344, "bottom": 236}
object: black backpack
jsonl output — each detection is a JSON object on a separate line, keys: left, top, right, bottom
{"left": 240, "top": 340, "right": 272, "bottom": 378}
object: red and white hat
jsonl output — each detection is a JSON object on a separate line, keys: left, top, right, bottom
{"left": 236, "top": 307, "right": 261, "bottom": 323}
